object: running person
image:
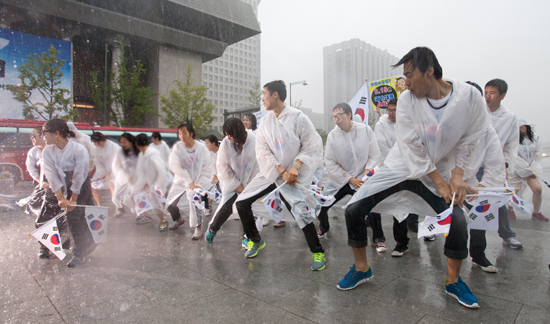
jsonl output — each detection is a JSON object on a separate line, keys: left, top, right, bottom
{"left": 111, "top": 133, "right": 139, "bottom": 219}
{"left": 204, "top": 134, "right": 220, "bottom": 216}
{"left": 90, "top": 132, "right": 119, "bottom": 211}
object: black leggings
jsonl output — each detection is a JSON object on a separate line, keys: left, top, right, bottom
{"left": 235, "top": 184, "right": 324, "bottom": 254}
{"left": 209, "top": 193, "right": 238, "bottom": 232}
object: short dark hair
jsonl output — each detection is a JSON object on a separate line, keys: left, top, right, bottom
{"left": 465, "top": 81, "right": 483, "bottom": 96}
{"left": 43, "top": 119, "right": 74, "bottom": 139}
{"left": 263, "top": 80, "right": 287, "bottom": 102}
{"left": 387, "top": 98, "right": 398, "bottom": 107}
{"left": 332, "top": 102, "right": 352, "bottom": 116}
{"left": 205, "top": 135, "right": 219, "bottom": 147}
{"left": 485, "top": 79, "right": 508, "bottom": 95}
{"left": 177, "top": 123, "right": 196, "bottom": 139}
{"left": 152, "top": 132, "right": 161, "bottom": 140}
{"left": 243, "top": 113, "right": 257, "bottom": 130}
{"left": 392, "top": 47, "right": 442, "bottom": 80}
{"left": 135, "top": 133, "right": 150, "bottom": 147}
{"left": 223, "top": 118, "right": 247, "bottom": 155}
{"left": 90, "top": 132, "right": 107, "bottom": 143}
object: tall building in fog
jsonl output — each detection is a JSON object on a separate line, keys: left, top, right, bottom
{"left": 202, "top": 0, "right": 261, "bottom": 133}
{"left": 323, "top": 38, "right": 402, "bottom": 131}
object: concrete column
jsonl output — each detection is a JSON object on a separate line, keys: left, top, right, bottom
{"left": 110, "top": 42, "right": 122, "bottom": 124}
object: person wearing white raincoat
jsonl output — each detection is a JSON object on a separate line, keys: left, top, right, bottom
{"left": 204, "top": 134, "right": 221, "bottom": 216}
{"left": 67, "top": 122, "right": 96, "bottom": 176}
{"left": 132, "top": 133, "right": 170, "bottom": 231}
{"left": 484, "top": 79, "right": 523, "bottom": 248}
{"left": 508, "top": 120, "right": 547, "bottom": 221}
{"left": 337, "top": 48, "right": 485, "bottom": 309}
{"left": 234, "top": 80, "right": 326, "bottom": 271}
{"left": 318, "top": 103, "right": 387, "bottom": 252}
{"left": 205, "top": 119, "right": 262, "bottom": 243}
{"left": 111, "top": 133, "right": 140, "bottom": 219}
{"left": 90, "top": 132, "right": 119, "bottom": 207}
{"left": 166, "top": 123, "right": 212, "bottom": 240}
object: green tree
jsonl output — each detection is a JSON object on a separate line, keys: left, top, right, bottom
{"left": 9, "top": 44, "right": 75, "bottom": 120}
{"left": 160, "top": 65, "right": 215, "bottom": 134}
{"left": 247, "top": 79, "right": 262, "bottom": 106}
{"left": 316, "top": 128, "right": 328, "bottom": 146}
{"left": 90, "top": 44, "right": 156, "bottom": 127}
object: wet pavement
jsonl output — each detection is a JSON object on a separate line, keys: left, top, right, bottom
{"left": 2, "top": 161, "right": 550, "bottom": 323}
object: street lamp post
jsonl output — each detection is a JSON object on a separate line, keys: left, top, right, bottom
{"left": 289, "top": 80, "right": 307, "bottom": 107}
{"left": 104, "top": 40, "right": 121, "bottom": 125}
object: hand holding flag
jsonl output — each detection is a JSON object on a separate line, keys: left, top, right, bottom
{"left": 418, "top": 193, "right": 454, "bottom": 239}
{"left": 362, "top": 163, "right": 381, "bottom": 182}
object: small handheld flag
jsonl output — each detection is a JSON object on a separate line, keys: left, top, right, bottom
{"left": 30, "top": 213, "right": 66, "bottom": 260}
{"left": 361, "top": 163, "right": 381, "bottom": 182}
{"left": 84, "top": 206, "right": 109, "bottom": 243}
{"left": 134, "top": 192, "right": 154, "bottom": 216}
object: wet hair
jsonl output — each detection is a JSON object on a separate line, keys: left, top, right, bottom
{"left": 33, "top": 125, "right": 43, "bottom": 136}
{"left": 90, "top": 132, "right": 107, "bottom": 143}
{"left": 177, "top": 123, "right": 196, "bottom": 139}
{"left": 465, "top": 81, "right": 483, "bottom": 96}
{"left": 135, "top": 133, "right": 150, "bottom": 147}
{"left": 43, "top": 119, "right": 75, "bottom": 139}
{"left": 205, "top": 135, "right": 220, "bottom": 147}
{"left": 263, "top": 80, "right": 287, "bottom": 102}
{"left": 332, "top": 102, "right": 353, "bottom": 116}
{"left": 242, "top": 113, "right": 257, "bottom": 130}
{"left": 223, "top": 118, "right": 247, "bottom": 155}
{"left": 120, "top": 132, "right": 140, "bottom": 157}
{"left": 152, "top": 132, "right": 161, "bottom": 140}
{"left": 391, "top": 47, "right": 442, "bottom": 80}
{"left": 387, "top": 98, "right": 398, "bottom": 107}
{"left": 520, "top": 124, "right": 534, "bottom": 144}
{"left": 485, "top": 79, "right": 508, "bottom": 95}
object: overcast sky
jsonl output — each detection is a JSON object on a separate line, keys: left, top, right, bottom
{"left": 258, "top": 0, "right": 550, "bottom": 142}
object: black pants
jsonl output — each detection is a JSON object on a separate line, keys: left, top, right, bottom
{"left": 167, "top": 193, "right": 184, "bottom": 222}
{"left": 64, "top": 174, "right": 96, "bottom": 257}
{"left": 236, "top": 184, "right": 324, "bottom": 254}
{"left": 346, "top": 180, "right": 468, "bottom": 260}
{"left": 210, "top": 193, "right": 238, "bottom": 232}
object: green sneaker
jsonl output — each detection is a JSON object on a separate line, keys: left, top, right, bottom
{"left": 205, "top": 225, "right": 216, "bottom": 243}
{"left": 311, "top": 252, "right": 326, "bottom": 271}
{"left": 244, "top": 238, "right": 266, "bottom": 258}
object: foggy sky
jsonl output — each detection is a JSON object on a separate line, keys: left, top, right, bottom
{"left": 258, "top": 0, "right": 550, "bottom": 143}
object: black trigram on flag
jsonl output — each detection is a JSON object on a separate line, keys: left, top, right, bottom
{"left": 54, "top": 247, "right": 61, "bottom": 251}
{"left": 99, "top": 214, "right": 106, "bottom": 220}
{"left": 98, "top": 230, "right": 105, "bottom": 236}
{"left": 479, "top": 199, "right": 488, "bottom": 205}
{"left": 427, "top": 224, "right": 435, "bottom": 231}
{"left": 359, "top": 97, "right": 367, "bottom": 105}
{"left": 52, "top": 227, "right": 57, "bottom": 231}
{"left": 485, "top": 213, "right": 495, "bottom": 222}
{"left": 469, "top": 213, "right": 477, "bottom": 221}
{"left": 42, "top": 233, "right": 49, "bottom": 240}
{"left": 87, "top": 214, "right": 94, "bottom": 220}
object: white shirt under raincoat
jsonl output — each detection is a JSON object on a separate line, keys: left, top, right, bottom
{"left": 93, "top": 139, "right": 119, "bottom": 181}
{"left": 488, "top": 105, "right": 519, "bottom": 173}
{"left": 348, "top": 80, "right": 490, "bottom": 221}
{"left": 323, "top": 122, "right": 380, "bottom": 197}
{"left": 166, "top": 140, "right": 212, "bottom": 227}
{"left": 374, "top": 114, "right": 396, "bottom": 161}
{"left": 235, "top": 106, "right": 318, "bottom": 229}
{"left": 42, "top": 140, "right": 90, "bottom": 195}
{"left": 67, "top": 122, "right": 96, "bottom": 171}
{"left": 463, "top": 126, "right": 506, "bottom": 188}
{"left": 111, "top": 149, "right": 139, "bottom": 208}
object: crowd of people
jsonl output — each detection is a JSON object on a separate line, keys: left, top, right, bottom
{"left": 20, "top": 47, "right": 547, "bottom": 310}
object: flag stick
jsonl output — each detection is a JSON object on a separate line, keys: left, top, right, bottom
{"left": 260, "top": 182, "right": 287, "bottom": 204}
{"left": 28, "top": 210, "right": 67, "bottom": 236}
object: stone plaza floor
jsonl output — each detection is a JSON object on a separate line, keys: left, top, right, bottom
{"left": 1, "top": 173, "right": 550, "bottom": 323}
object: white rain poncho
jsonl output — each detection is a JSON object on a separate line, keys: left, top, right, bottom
{"left": 93, "top": 139, "right": 119, "bottom": 180}
{"left": 129, "top": 146, "right": 169, "bottom": 213}
{"left": 374, "top": 114, "right": 396, "bottom": 161}
{"left": 42, "top": 140, "right": 90, "bottom": 195}
{"left": 313, "top": 133, "right": 324, "bottom": 182}
{"left": 323, "top": 122, "right": 380, "bottom": 197}
{"left": 463, "top": 126, "right": 506, "bottom": 188}
{"left": 488, "top": 105, "right": 519, "bottom": 172}
{"left": 209, "top": 150, "right": 218, "bottom": 182}
{"left": 67, "top": 122, "right": 96, "bottom": 170}
{"left": 509, "top": 121, "right": 543, "bottom": 194}
{"left": 166, "top": 140, "right": 212, "bottom": 227}
{"left": 348, "top": 80, "right": 490, "bottom": 220}
{"left": 152, "top": 140, "right": 171, "bottom": 170}
{"left": 111, "top": 149, "right": 139, "bottom": 208}
{"left": 26, "top": 146, "right": 42, "bottom": 181}
{"left": 236, "top": 106, "right": 318, "bottom": 229}
{"left": 212, "top": 130, "right": 263, "bottom": 217}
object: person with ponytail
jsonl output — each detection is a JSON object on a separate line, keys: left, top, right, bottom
{"left": 111, "top": 133, "right": 140, "bottom": 219}
{"left": 41, "top": 119, "right": 95, "bottom": 268}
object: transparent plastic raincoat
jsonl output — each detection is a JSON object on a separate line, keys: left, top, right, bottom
{"left": 374, "top": 114, "right": 396, "bottom": 161}
{"left": 488, "top": 105, "right": 519, "bottom": 173}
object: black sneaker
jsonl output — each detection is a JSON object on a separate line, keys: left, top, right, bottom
{"left": 391, "top": 244, "right": 408, "bottom": 257}
{"left": 67, "top": 255, "right": 86, "bottom": 268}
{"left": 472, "top": 257, "right": 498, "bottom": 273}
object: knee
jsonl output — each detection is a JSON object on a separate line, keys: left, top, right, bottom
{"left": 345, "top": 202, "right": 362, "bottom": 222}
{"left": 532, "top": 184, "right": 542, "bottom": 196}
{"left": 235, "top": 200, "right": 249, "bottom": 214}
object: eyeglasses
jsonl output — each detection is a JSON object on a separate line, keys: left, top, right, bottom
{"left": 331, "top": 113, "right": 344, "bottom": 121}
{"left": 387, "top": 109, "right": 396, "bottom": 113}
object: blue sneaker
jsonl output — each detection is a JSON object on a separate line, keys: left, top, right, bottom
{"left": 242, "top": 237, "right": 250, "bottom": 249}
{"left": 445, "top": 276, "right": 480, "bottom": 308}
{"left": 244, "top": 238, "right": 266, "bottom": 258}
{"left": 205, "top": 225, "right": 216, "bottom": 243}
{"left": 337, "top": 264, "right": 373, "bottom": 290}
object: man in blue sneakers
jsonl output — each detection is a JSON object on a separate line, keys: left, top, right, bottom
{"left": 338, "top": 47, "right": 486, "bottom": 309}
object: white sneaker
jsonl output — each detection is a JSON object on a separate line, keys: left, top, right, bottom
{"left": 159, "top": 220, "right": 169, "bottom": 231}
{"left": 273, "top": 220, "right": 286, "bottom": 228}
{"left": 261, "top": 217, "right": 270, "bottom": 226}
{"left": 203, "top": 208, "right": 211, "bottom": 217}
{"left": 503, "top": 237, "right": 523, "bottom": 249}
{"left": 375, "top": 242, "right": 387, "bottom": 253}
{"left": 192, "top": 227, "right": 203, "bottom": 240}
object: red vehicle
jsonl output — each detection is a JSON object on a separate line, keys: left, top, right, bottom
{"left": 0, "top": 119, "right": 178, "bottom": 184}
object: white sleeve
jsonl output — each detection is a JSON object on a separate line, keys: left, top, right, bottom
{"left": 69, "top": 144, "right": 90, "bottom": 195}
{"left": 374, "top": 121, "right": 390, "bottom": 161}
{"left": 169, "top": 145, "right": 193, "bottom": 186}
{"left": 26, "top": 148, "right": 40, "bottom": 180}
{"left": 478, "top": 135, "right": 506, "bottom": 188}
{"left": 294, "top": 114, "right": 318, "bottom": 178}
{"left": 503, "top": 118, "right": 520, "bottom": 172}
{"left": 365, "top": 126, "right": 381, "bottom": 171}
{"left": 196, "top": 145, "right": 213, "bottom": 190}
{"left": 41, "top": 148, "right": 65, "bottom": 193}
{"left": 324, "top": 132, "right": 352, "bottom": 186}
{"left": 255, "top": 126, "right": 282, "bottom": 183}
{"left": 217, "top": 140, "right": 241, "bottom": 193}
